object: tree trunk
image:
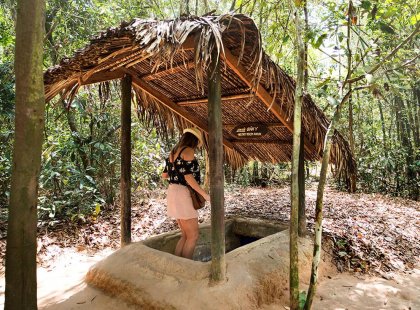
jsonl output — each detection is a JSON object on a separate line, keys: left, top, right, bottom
{"left": 290, "top": 2, "right": 305, "bottom": 308}
{"left": 304, "top": 108, "right": 341, "bottom": 310}
{"left": 377, "top": 98, "right": 389, "bottom": 188}
{"left": 252, "top": 160, "right": 259, "bottom": 184}
{"left": 298, "top": 0, "right": 308, "bottom": 237}
{"left": 414, "top": 83, "right": 420, "bottom": 148}
{"left": 120, "top": 75, "right": 132, "bottom": 246}
{"left": 298, "top": 132, "right": 306, "bottom": 236}
{"left": 208, "top": 47, "right": 226, "bottom": 283}
{"left": 179, "top": 0, "right": 190, "bottom": 15}
{"left": 348, "top": 91, "right": 355, "bottom": 154}
{"left": 5, "top": 0, "right": 45, "bottom": 309}
{"left": 398, "top": 96, "right": 418, "bottom": 200}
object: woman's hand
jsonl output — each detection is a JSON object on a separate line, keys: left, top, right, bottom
{"left": 203, "top": 193, "right": 210, "bottom": 202}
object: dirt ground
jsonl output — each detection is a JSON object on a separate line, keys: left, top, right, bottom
{"left": 0, "top": 185, "right": 419, "bottom": 309}
{"left": 0, "top": 247, "right": 417, "bottom": 309}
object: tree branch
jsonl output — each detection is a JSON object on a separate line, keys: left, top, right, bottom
{"left": 347, "top": 22, "right": 420, "bottom": 84}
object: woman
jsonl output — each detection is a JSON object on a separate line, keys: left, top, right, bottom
{"left": 162, "top": 128, "right": 210, "bottom": 259}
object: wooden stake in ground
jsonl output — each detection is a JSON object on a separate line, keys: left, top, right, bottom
{"left": 290, "top": 1, "right": 305, "bottom": 308}
{"left": 5, "top": 0, "right": 45, "bottom": 309}
{"left": 298, "top": 131, "right": 306, "bottom": 236}
{"left": 120, "top": 75, "right": 132, "bottom": 246}
{"left": 207, "top": 46, "right": 226, "bottom": 283}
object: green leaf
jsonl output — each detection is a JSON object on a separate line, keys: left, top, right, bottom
{"left": 378, "top": 21, "right": 395, "bottom": 34}
{"left": 360, "top": 0, "right": 371, "bottom": 10}
{"left": 410, "top": 13, "right": 420, "bottom": 25}
{"left": 316, "top": 77, "right": 331, "bottom": 88}
{"left": 313, "top": 33, "right": 327, "bottom": 49}
{"left": 94, "top": 203, "right": 101, "bottom": 216}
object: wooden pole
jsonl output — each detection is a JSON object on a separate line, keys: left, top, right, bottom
{"left": 5, "top": 0, "right": 45, "bottom": 308}
{"left": 298, "top": 132, "right": 306, "bottom": 236}
{"left": 120, "top": 75, "right": 132, "bottom": 246}
{"left": 208, "top": 47, "right": 226, "bottom": 283}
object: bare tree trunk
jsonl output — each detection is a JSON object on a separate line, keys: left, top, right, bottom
{"left": 298, "top": 0, "right": 309, "bottom": 237}
{"left": 179, "top": 0, "right": 190, "bottom": 15}
{"left": 397, "top": 96, "right": 418, "bottom": 200}
{"left": 348, "top": 91, "right": 355, "bottom": 154}
{"left": 5, "top": 0, "right": 45, "bottom": 309}
{"left": 120, "top": 75, "right": 132, "bottom": 246}
{"left": 414, "top": 83, "right": 420, "bottom": 148}
{"left": 305, "top": 1, "right": 354, "bottom": 307}
{"left": 377, "top": 98, "right": 389, "bottom": 188}
{"left": 304, "top": 108, "right": 341, "bottom": 310}
{"left": 290, "top": 1, "right": 305, "bottom": 308}
{"left": 252, "top": 160, "right": 259, "bottom": 184}
{"left": 230, "top": 0, "right": 236, "bottom": 11}
{"left": 298, "top": 133, "right": 306, "bottom": 236}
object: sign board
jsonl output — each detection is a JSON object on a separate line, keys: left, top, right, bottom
{"left": 231, "top": 123, "right": 269, "bottom": 138}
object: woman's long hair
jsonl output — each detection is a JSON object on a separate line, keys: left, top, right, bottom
{"left": 170, "top": 132, "right": 199, "bottom": 161}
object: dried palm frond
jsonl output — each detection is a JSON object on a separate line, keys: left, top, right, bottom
{"left": 43, "top": 13, "right": 357, "bottom": 185}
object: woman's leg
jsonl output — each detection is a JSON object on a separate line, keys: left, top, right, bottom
{"left": 179, "top": 218, "right": 199, "bottom": 259}
{"left": 174, "top": 219, "right": 186, "bottom": 257}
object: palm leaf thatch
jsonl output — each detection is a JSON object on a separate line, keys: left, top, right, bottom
{"left": 44, "top": 13, "right": 357, "bottom": 188}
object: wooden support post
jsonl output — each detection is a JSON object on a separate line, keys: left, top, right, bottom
{"left": 208, "top": 48, "right": 226, "bottom": 283}
{"left": 120, "top": 75, "right": 132, "bottom": 246}
{"left": 298, "top": 132, "right": 306, "bottom": 236}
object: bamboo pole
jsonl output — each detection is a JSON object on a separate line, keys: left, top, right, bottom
{"left": 207, "top": 47, "right": 226, "bottom": 283}
{"left": 120, "top": 75, "right": 132, "bottom": 246}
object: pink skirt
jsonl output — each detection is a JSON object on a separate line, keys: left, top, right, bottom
{"left": 167, "top": 184, "right": 199, "bottom": 219}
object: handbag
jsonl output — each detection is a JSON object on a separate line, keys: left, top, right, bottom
{"left": 187, "top": 185, "right": 206, "bottom": 210}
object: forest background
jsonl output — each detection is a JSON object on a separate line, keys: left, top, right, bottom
{"left": 0, "top": 0, "right": 418, "bottom": 223}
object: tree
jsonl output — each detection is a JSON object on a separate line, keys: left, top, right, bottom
{"left": 5, "top": 0, "right": 45, "bottom": 309}
{"left": 304, "top": 2, "right": 419, "bottom": 307}
{"left": 290, "top": 0, "right": 305, "bottom": 308}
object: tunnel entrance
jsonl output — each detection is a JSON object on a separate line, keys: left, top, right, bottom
{"left": 143, "top": 217, "right": 288, "bottom": 261}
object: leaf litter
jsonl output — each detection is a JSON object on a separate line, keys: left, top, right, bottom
{"left": 0, "top": 185, "right": 418, "bottom": 277}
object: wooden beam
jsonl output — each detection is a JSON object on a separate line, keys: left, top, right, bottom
{"left": 231, "top": 139, "right": 292, "bottom": 145}
{"left": 121, "top": 68, "right": 237, "bottom": 151}
{"left": 142, "top": 61, "right": 195, "bottom": 81}
{"left": 120, "top": 75, "right": 132, "bottom": 247}
{"left": 81, "top": 70, "right": 125, "bottom": 86}
{"left": 222, "top": 48, "right": 319, "bottom": 157}
{"left": 208, "top": 47, "right": 226, "bottom": 284}
{"left": 177, "top": 92, "right": 253, "bottom": 106}
{"left": 224, "top": 122, "right": 286, "bottom": 130}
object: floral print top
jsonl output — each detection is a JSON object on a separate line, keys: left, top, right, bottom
{"left": 163, "top": 148, "right": 201, "bottom": 186}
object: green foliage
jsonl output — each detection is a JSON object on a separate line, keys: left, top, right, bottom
{"left": 0, "top": 62, "right": 14, "bottom": 206}
{"left": 1, "top": 0, "right": 418, "bottom": 222}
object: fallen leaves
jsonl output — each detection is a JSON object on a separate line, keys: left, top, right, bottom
{"left": 0, "top": 185, "right": 418, "bottom": 276}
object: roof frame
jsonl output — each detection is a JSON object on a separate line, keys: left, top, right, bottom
{"left": 122, "top": 67, "right": 249, "bottom": 157}
{"left": 221, "top": 48, "right": 319, "bottom": 158}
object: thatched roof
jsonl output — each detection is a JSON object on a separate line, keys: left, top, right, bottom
{"left": 44, "top": 13, "right": 356, "bottom": 185}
